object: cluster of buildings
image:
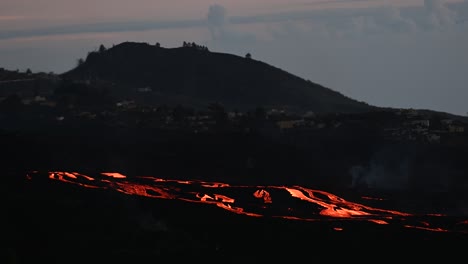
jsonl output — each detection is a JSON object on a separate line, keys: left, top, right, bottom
{"left": 0, "top": 69, "right": 59, "bottom": 107}
{"left": 51, "top": 102, "right": 466, "bottom": 144}
{"left": 1, "top": 71, "right": 466, "bottom": 145}
{"left": 384, "top": 109, "right": 466, "bottom": 144}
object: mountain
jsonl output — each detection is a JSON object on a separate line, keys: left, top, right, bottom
{"left": 61, "top": 42, "right": 375, "bottom": 113}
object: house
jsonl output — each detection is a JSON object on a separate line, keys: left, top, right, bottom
{"left": 441, "top": 119, "right": 453, "bottom": 126}
{"left": 34, "top": 95, "right": 46, "bottom": 102}
{"left": 405, "top": 109, "right": 420, "bottom": 118}
{"left": 410, "top": 119, "right": 430, "bottom": 127}
{"left": 116, "top": 100, "right": 136, "bottom": 109}
{"left": 276, "top": 120, "right": 304, "bottom": 130}
{"left": 227, "top": 111, "right": 243, "bottom": 120}
{"left": 441, "top": 119, "right": 466, "bottom": 133}
{"left": 426, "top": 133, "right": 441, "bottom": 143}
{"left": 137, "top": 87, "right": 152, "bottom": 93}
{"left": 448, "top": 125, "right": 465, "bottom": 133}
{"left": 267, "top": 108, "right": 286, "bottom": 118}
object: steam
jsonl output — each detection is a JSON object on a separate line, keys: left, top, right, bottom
{"left": 205, "top": 4, "right": 256, "bottom": 52}
{"left": 207, "top": 4, "right": 227, "bottom": 27}
{"left": 350, "top": 147, "right": 411, "bottom": 191}
{"left": 116, "top": 192, "right": 169, "bottom": 233}
{"left": 207, "top": 4, "right": 227, "bottom": 40}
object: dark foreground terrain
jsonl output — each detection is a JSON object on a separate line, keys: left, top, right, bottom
{"left": 4, "top": 171, "right": 467, "bottom": 263}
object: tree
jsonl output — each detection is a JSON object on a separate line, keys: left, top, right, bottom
{"left": 25, "top": 68, "right": 32, "bottom": 75}
{"left": 155, "top": 42, "right": 161, "bottom": 48}
{"left": 245, "top": 53, "right": 252, "bottom": 59}
{"left": 77, "top": 58, "right": 85, "bottom": 67}
{"left": 98, "top": 44, "right": 107, "bottom": 53}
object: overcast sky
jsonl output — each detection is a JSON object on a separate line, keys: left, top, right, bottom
{"left": 1, "top": 0, "right": 467, "bottom": 115}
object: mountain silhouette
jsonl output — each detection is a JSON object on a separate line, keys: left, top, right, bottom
{"left": 62, "top": 42, "right": 374, "bottom": 113}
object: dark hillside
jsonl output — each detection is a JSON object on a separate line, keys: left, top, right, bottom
{"left": 62, "top": 42, "right": 374, "bottom": 113}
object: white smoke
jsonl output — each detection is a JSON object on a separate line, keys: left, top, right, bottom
{"left": 207, "top": 4, "right": 227, "bottom": 39}
{"left": 205, "top": 4, "right": 256, "bottom": 53}
{"left": 350, "top": 162, "right": 410, "bottom": 190}
{"left": 207, "top": 4, "right": 227, "bottom": 27}
{"left": 349, "top": 147, "right": 411, "bottom": 190}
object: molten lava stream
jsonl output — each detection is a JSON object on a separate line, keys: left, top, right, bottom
{"left": 27, "top": 171, "right": 465, "bottom": 233}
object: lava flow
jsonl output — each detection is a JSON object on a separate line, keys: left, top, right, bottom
{"left": 30, "top": 171, "right": 468, "bottom": 233}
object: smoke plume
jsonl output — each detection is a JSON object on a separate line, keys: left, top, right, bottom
{"left": 207, "top": 4, "right": 227, "bottom": 39}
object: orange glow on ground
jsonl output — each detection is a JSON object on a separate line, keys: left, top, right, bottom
{"left": 403, "top": 225, "right": 449, "bottom": 232}
{"left": 64, "top": 172, "right": 77, "bottom": 179}
{"left": 368, "top": 219, "right": 389, "bottom": 225}
{"left": 101, "top": 172, "right": 127, "bottom": 179}
{"left": 28, "top": 171, "right": 466, "bottom": 233}
{"left": 48, "top": 172, "right": 100, "bottom": 189}
{"left": 333, "top": 227, "right": 344, "bottom": 231}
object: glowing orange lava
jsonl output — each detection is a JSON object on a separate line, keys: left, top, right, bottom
{"left": 28, "top": 171, "right": 467, "bottom": 233}
{"left": 368, "top": 219, "right": 389, "bottom": 225}
{"left": 254, "top": 189, "right": 272, "bottom": 203}
{"left": 101, "top": 172, "right": 127, "bottom": 179}
{"left": 48, "top": 172, "right": 99, "bottom": 189}
{"left": 403, "top": 225, "right": 449, "bottom": 232}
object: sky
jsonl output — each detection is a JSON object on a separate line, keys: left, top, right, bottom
{"left": 1, "top": 0, "right": 467, "bottom": 115}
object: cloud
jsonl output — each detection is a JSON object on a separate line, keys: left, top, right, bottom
{"left": 259, "top": 6, "right": 420, "bottom": 41}
{"left": 424, "top": 0, "right": 458, "bottom": 28}
{"left": 0, "top": 15, "right": 24, "bottom": 21}
{"left": 378, "top": 7, "right": 418, "bottom": 33}
{"left": 215, "top": 2, "right": 468, "bottom": 116}
{"left": 0, "top": 19, "right": 206, "bottom": 40}
{"left": 344, "top": 6, "right": 419, "bottom": 36}
{"left": 1, "top": 1, "right": 465, "bottom": 41}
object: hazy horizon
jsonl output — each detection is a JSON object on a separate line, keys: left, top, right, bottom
{"left": 1, "top": 0, "right": 468, "bottom": 115}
